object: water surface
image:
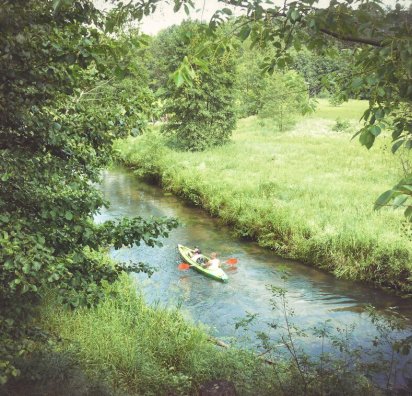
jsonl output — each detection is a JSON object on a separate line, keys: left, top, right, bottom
{"left": 96, "top": 168, "right": 412, "bottom": 385}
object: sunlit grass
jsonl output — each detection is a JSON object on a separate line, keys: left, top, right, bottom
{"left": 116, "top": 101, "right": 412, "bottom": 294}
{"left": 312, "top": 98, "right": 368, "bottom": 121}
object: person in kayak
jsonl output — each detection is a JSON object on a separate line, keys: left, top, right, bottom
{"left": 205, "top": 252, "right": 221, "bottom": 270}
{"left": 190, "top": 247, "right": 204, "bottom": 264}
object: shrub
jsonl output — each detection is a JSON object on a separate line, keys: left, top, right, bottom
{"left": 332, "top": 118, "right": 351, "bottom": 132}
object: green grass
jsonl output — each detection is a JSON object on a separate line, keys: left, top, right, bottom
{"left": 38, "top": 276, "right": 284, "bottom": 395}
{"left": 39, "top": 275, "right": 377, "bottom": 396}
{"left": 115, "top": 101, "right": 412, "bottom": 295}
{"left": 312, "top": 98, "right": 367, "bottom": 121}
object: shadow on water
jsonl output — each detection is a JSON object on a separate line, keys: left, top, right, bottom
{"left": 96, "top": 167, "right": 412, "bottom": 386}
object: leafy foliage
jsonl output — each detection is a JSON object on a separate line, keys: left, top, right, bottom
{"left": 258, "top": 71, "right": 314, "bottom": 131}
{"left": 0, "top": 0, "right": 177, "bottom": 384}
{"left": 332, "top": 118, "right": 351, "bottom": 133}
{"left": 260, "top": 273, "right": 412, "bottom": 394}
{"left": 292, "top": 48, "right": 352, "bottom": 98}
{"left": 150, "top": 21, "right": 237, "bottom": 151}
{"left": 234, "top": 44, "right": 268, "bottom": 117}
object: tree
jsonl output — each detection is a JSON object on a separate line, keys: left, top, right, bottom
{"left": 0, "top": 0, "right": 177, "bottom": 384}
{"left": 258, "top": 71, "right": 314, "bottom": 131}
{"left": 292, "top": 47, "right": 352, "bottom": 98}
{"left": 234, "top": 43, "right": 268, "bottom": 117}
{"left": 150, "top": 21, "right": 237, "bottom": 151}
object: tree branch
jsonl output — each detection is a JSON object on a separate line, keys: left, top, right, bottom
{"left": 319, "top": 27, "right": 383, "bottom": 47}
{"left": 219, "top": 0, "right": 384, "bottom": 47}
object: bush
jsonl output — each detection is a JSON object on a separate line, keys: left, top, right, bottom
{"left": 332, "top": 118, "right": 351, "bottom": 132}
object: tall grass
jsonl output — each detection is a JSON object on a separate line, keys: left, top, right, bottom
{"left": 39, "top": 275, "right": 377, "bottom": 396}
{"left": 115, "top": 102, "right": 412, "bottom": 295}
{"left": 40, "top": 275, "right": 281, "bottom": 395}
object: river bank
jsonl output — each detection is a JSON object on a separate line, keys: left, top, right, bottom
{"left": 35, "top": 275, "right": 379, "bottom": 396}
{"left": 115, "top": 102, "right": 412, "bottom": 295}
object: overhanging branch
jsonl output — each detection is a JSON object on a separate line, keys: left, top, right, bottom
{"left": 319, "top": 27, "right": 383, "bottom": 47}
{"left": 220, "top": 0, "right": 385, "bottom": 47}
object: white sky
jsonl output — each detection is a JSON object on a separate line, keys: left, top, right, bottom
{"left": 139, "top": 0, "right": 239, "bottom": 35}
{"left": 95, "top": 0, "right": 410, "bottom": 35}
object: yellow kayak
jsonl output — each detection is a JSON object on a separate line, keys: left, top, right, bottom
{"left": 177, "top": 244, "right": 228, "bottom": 283}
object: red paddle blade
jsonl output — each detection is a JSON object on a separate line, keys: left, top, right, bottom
{"left": 225, "top": 258, "right": 238, "bottom": 265}
{"left": 178, "top": 263, "right": 190, "bottom": 270}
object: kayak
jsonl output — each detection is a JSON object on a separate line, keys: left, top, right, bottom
{"left": 177, "top": 244, "right": 228, "bottom": 283}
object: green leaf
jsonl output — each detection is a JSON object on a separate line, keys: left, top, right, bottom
{"left": 65, "top": 211, "right": 73, "bottom": 220}
{"left": 359, "top": 130, "right": 375, "bottom": 149}
{"left": 172, "top": 70, "right": 185, "bottom": 87}
{"left": 393, "top": 194, "right": 409, "bottom": 208}
{"left": 53, "top": 122, "right": 62, "bottom": 130}
{"left": 370, "top": 125, "right": 381, "bottom": 137}
{"left": 239, "top": 25, "right": 251, "bottom": 41}
{"left": 0, "top": 214, "right": 9, "bottom": 223}
{"left": 404, "top": 206, "right": 412, "bottom": 219}
{"left": 374, "top": 190, "right": 394, "bottom": 210}
{"left": 351, "top": 77, "right": 363, "bottom": 90}
{"left": 173, "top": 1, "right": 182, "bottom": 12}
{"left": 293, "top": 38, "right": 302, "bottom": 51}
{"left": 392, "top": 140, "right": 404, "bottom": 153}
{"left": 399, "top": 184, "right": 412, "bottom": 193}
{"left": 290, "top": 10, "right": 299, "bottom": 22}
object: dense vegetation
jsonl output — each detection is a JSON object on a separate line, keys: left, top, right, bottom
{"left": 1, "top": 0, "right": 411, "bottom": 394}
{"left": 0, "top": 0, "right": 177, "bottom": 385}
{"left": 148, "top": 21, "right": 237, "bottom": 150}
{"left": 116, "top": 101, "right": 412, "bottom": 294}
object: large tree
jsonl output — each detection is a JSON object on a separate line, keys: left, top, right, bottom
{"left": 150, "top": 21, "right": 237, "bottom": 151}
{"left": 0, "top": 0, "right": 177, "bottom": 384}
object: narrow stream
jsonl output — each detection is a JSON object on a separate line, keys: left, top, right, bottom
{"left": 96, "top": 168, "right": 412, "bottom": 386}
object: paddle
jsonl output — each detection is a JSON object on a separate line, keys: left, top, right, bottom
{"left": 178, "top": 262, "right": 191, "bottom": 270}
{"left": 225, "top": 258, "right": 238, "bottom": 265}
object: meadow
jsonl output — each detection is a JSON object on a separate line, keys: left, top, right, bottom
{"left": 116, "top": 99, "right": 412, "bottom": 294}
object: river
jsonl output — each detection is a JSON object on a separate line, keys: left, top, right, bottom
{"left": 96, "top": 168, "right": 412, "bottom": 387}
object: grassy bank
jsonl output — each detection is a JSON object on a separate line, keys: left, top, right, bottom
{"left": 36, "top": 275, "right": 377, "bottom": 396}
{"left": 39, "top": 275, "right": 276, "bottom": 395}
{"left": 115, "top": 100, "right": 412, "bottom": 295}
